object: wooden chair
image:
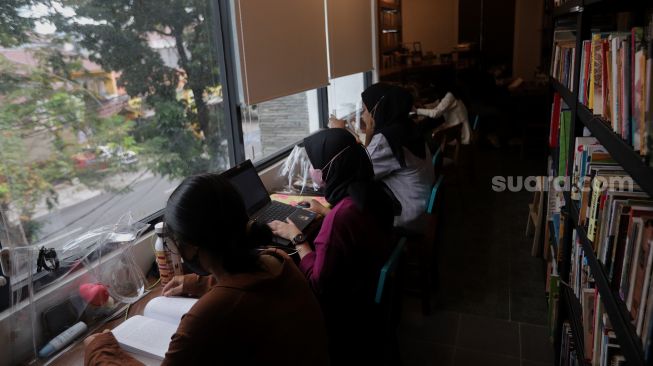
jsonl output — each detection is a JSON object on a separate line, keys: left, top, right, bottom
{"left": 432, "top": 123, "right": 463, "bottom": 169}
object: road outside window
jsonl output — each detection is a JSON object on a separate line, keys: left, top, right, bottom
{"left": 0, "top": 1, "right": 229, "bottom": 249}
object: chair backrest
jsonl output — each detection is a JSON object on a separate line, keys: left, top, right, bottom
{"left": 432, "top": 146, "right": 442, "bottom": 169}
{"left": 426, "top": 175, "right": 444, "bottom": 215}
{"left": 375, "top": 237, "right": 407, "bottom": 304}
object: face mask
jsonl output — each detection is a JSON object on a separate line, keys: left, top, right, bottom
{"left": 309, "top": 166, "right": 325, "bottom": 188}
{"left": 309, "top": 146, "right": 352, "bottom": 188}
{"left": 181, "top": 251, "right": 211, "bottom": 276}
{"left": 168, "top": 236, "right": 211, "bottom": 276}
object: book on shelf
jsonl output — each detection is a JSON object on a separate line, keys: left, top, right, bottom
{"left": 560, "top": 321, "right": 580, "bottom": 366}
{"left": 111, "top": 296, "right": 197, "bottom": 361}
{"left": 576, "top": 17, "right": 653, "bottom": 162}
{"left": 562, "top": 136, "right": 653, "bottom": 363}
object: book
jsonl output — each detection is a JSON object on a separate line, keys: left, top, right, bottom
{"left": 111, "top": 296, "right": 198, "bottom": 361}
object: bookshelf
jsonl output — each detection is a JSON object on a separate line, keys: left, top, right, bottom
{"left": 377, "top": 0, "right": 402, "bottom": 71}
{"left": 566, "top": 197, "right": 647, "bottom": 365}
{"left": 561, "top": 285, "right": 589, "bottom": 365}
{"left": 577, "top": 105, "right": 653, "bottom": 197}
{"left": 548, "top": 1, "right": 653, "bottom": 365}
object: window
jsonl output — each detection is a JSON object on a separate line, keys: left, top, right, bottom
{"left": 326, "top": 73, "right": 366, "bottom": 140}
{"left": 241, "top": 89, "right": 321, "bottom": 162}
{"left": 0, "top": 1, "right": 229, "bottom": 249}
{"left": 327, "top": 73, "right": 366, "bottom": 119}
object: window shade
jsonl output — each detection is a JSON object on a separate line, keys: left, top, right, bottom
{"left": 233, "top": 0, "right": 329, "bottom": 105}
{"left": 326, "top": 0, "right": 374, "bottom": 78}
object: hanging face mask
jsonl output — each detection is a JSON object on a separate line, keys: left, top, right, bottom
{"left": 309, "top": 146, "right": 351, "bottom": 188}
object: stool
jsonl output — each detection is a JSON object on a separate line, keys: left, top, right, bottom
{"left": 525, "top": 177, "right": 545, "bottom": 257}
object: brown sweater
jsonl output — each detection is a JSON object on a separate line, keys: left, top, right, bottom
{"left": 85, "top": 251, "right": 329, "bottom": 365}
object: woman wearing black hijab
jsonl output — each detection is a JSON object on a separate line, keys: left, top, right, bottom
{"left": 361, "top": 83, "right": 434, "bottom": 231}
{"left": 269, "top": 128, "right": 394, "bottom": 365}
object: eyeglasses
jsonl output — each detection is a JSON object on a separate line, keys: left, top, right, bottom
{"left": 163, "top": 237, "right": 180, "bottom": 255}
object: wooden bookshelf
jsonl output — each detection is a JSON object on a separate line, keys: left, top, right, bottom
{"left": 553, "top": 0, "right": 583, "bottom": 18}
{"left": 548, "top": 1, "right": 653, "bottom": 365}
{"left": 377, "top": 0, "right": 402, "bottom": 72}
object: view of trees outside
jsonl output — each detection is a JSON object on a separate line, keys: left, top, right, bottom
{"left": 0, "top": 0, "right": 229, "bottom": 248}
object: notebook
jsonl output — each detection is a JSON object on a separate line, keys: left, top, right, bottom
{"left": 221, "top": 160, "right": 317, "bottom": 244}
{"left": 111, "top": 296, "right": 198, "bottom": 361}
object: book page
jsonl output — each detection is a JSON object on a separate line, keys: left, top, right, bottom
{"left": 143, "top": 296, "right": 198, "bottom": 325}
{"left": 112, "top": 315, "right": 177, "bottom": 360}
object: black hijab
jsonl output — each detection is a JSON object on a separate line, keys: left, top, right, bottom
{"left": 303, "top": 129, "right": 394, "bottom": 226}
{"left": 361, "top": 83, "right": 426, "bottom": 167}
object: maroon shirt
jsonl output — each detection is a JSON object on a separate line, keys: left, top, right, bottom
{"left": 299, "top": 197, "right": 393, "bottom": 364}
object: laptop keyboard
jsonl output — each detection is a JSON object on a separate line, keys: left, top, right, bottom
{"left": 256, "top": 201, "right": 300, "bottom": 224}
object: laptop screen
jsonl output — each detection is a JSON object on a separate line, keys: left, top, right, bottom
{"left": 221, "top": 160, "right": 271, "bottom": 216}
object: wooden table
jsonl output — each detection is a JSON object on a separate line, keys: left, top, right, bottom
{"left": 45, "top": 196, "right": 326, "bottom": 365}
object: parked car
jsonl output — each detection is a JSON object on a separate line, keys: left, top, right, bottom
{"left": 72, "top": 145, "right": 137, "bottom": 170}
{"left": 72, "top": 149, "right": 106, "bottom": 170}
{"left": 97, "top": 145, "right": 138, "bottom": 166}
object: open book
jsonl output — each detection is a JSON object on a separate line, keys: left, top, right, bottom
{"left": 111, "top": 296, "right": 198, "bottom": 361}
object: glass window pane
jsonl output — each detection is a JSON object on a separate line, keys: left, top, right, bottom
{"left": 327, "top": 73, "right": 366, "bottom": 119}
{"left": 0, "top": 1, "right": 229, "bottom": 249}
{"left": 242, "top": 90, "right": 320, "bottom": 162}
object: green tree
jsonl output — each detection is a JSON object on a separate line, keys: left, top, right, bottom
{"left": 0, "top": 0, "right": 35, "bottom": 47}
{"left": 54, "top": 0, "right": 229, "bottom": 178}
{"left": 0, "top": 54, "right": 136, "bottom": 244}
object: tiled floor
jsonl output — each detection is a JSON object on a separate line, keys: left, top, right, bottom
{"left": 398, "top": 144, "right": 554, "bottom": 365}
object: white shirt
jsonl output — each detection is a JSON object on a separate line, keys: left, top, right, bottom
{"left": 367, "top": 133, "right": 434, "bottom": 230}
{"left": 416, "top": 92, "right": 471, "bottom": 144}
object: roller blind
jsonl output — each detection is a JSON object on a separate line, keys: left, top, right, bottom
{"left": 233, "top": 0, "right": 329, "bottom": 105}
{"left": 326, "top": 0, "right": 374, "bottom": 78}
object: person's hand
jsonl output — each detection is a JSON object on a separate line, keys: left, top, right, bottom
{"left": 162, "top": 275, "right": 185, "bottom": 297}
{"left": 364, "top": 117, "right": 375, "bottom": 146}
{"left": 328, "top": 116, "right": 347, "bottom": 129}
{"left": 84, "top": 329, "right": 111, "bottom": 347}
{"left": 303, "top": 199, "right": 330, "bottom": 216}
{"left": 268, "top": 218, "right": 302, "bottom": 241}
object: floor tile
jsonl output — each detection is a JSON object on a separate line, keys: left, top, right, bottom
{"left": 399, "top": 301, "right": 459, "bottom": 346}
{"left": 522, "top": 361, "right": 553, "bottom": 366}
{"left": 456, "top": 314, "right": 520, "bottom": 358}
{"left": 453, "top": 349, "right": 520, "bottom": 366}
{"left": 521, "top": 323, "right": 554, "bottom": 363}
{"left": 400, "top": 340, "right": 455, "bottom": 366}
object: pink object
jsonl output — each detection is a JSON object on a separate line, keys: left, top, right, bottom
{"left": 79, "top": 283, "right": 110, "bottom": 306}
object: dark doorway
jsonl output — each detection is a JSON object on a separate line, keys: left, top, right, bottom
{"left": 459, "top": 0, "right": 516, "bottom": 73}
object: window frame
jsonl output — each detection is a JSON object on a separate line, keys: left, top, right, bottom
{"left": 0, "top": 2, "right": 376, "bottom": 249}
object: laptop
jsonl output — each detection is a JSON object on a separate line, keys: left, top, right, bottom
{"left": 221, "top": 160, "right": 317, "bottom": 245}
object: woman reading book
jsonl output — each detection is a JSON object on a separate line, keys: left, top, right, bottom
{"left": 268, "top": 128, "right": 395, "bottom": 365}
{"left": 84, "top": 174, "right": 329, "bottom": 365}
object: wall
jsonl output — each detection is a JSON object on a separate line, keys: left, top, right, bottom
{"left": 512, "top": 0, "right": 544, "bottom": 80}
{"left": 402, "top": 0, "right": 458, "bottom": 56}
